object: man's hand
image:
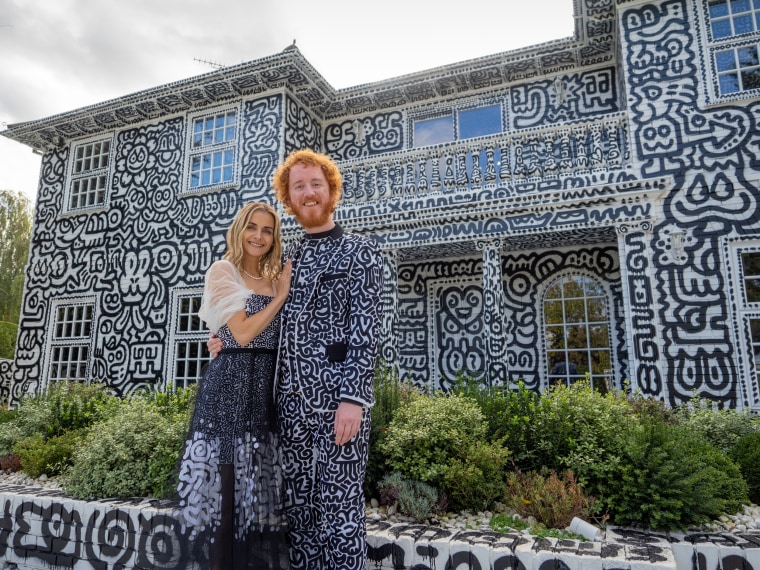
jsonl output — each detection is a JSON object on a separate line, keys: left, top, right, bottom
{"left": 334, "top": 401, "right": 363, "bottom": 446}
{"left": 207, "top": 333, "right": 222, "bottom": 358}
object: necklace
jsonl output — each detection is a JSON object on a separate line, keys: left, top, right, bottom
{"left": 242, "top": 268, "right": 263, "bottom": 281}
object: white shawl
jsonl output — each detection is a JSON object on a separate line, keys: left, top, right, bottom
{"left": 197, "top": 260, "right": 251, "bottom": 333}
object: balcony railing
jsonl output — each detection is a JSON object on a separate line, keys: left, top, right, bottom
{"left": 338, "top": 113, "right": 629, "bottom": 205}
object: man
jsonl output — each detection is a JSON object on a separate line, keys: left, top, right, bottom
{"left": 209, "top": 149, "right": 383, "bottom": 569}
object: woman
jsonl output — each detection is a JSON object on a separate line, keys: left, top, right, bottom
{"left": 175, "top": 201, "right": 292, "bottom": 569}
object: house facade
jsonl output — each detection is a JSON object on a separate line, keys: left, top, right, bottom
{"left": 2, "top": 0, "right": 760, "bottom": 410}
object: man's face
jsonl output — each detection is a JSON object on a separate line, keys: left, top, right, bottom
{"left": 288, "top": 163, "right": 333, "bottom": 231}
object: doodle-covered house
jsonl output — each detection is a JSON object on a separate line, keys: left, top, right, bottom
{"left": 2, "top": 0, "right": 760, "bottom": 410}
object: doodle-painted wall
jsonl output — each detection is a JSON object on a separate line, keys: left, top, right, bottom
{"left": 8, "top": 94, "right": 286, "bottom": 402}
{"left": 394, "top": 245, "right": 624, "bottom": 392}
{"left": 3, "top": 0, "right": 760, "bottom": 410}
{"left": 620, "top": 0, "right": 760, "bottom": 408}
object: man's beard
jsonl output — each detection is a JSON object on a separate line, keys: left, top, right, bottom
{"left": 292, "top": 202, "right": 332, "bottom": 230}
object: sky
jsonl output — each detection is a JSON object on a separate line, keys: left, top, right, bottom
{"left": 0, "top": 0, "right": 576, "bottom": 205}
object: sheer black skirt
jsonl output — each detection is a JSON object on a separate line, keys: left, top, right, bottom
{"left": 173, "top": 349, "right": 290, "bottom": 569}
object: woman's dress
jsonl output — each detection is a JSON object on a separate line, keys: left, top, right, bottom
{"left": 175, "top": 293, "right": 289, "bottom": 569}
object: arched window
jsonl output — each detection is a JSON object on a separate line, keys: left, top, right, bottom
{"left": 543, "top": 275, "right": 612, "bottom": 391}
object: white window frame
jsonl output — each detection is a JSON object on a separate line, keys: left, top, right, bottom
{"left": 411, "top": 101, "right": 503, "bottom": 148}
{"left": 701, "top": 0, "right": 760, "bottom": 103}
{"left": 165, "top": 287, "right": 209, "bottom": 389}
{"left": 44, "top": 297, "right": 97, "bottom": 390}
{"left": 65, "top": 137, "right": 113, "bottom": 213}
{"left": 728, "top": 241, "right": 760, "bottom": 410}
{"left": 183, "top": 105, "right": 241, "bottom": 195}
{"left": 540, "top": 272, "right": 614, "bottom": 392}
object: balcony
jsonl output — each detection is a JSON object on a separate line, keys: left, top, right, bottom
{"left": 337, "top": 112, "right": 630, "bottom": 206}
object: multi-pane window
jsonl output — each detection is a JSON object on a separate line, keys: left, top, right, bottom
{"left": 709, "top": 0, "right": 760, "bottom": 96}
{"left": 413, "top": 104, "right": 502, "bottom": 147}
{"left": 49, "top": 303, "right": 93, "bottom": 382}
{"left": 69, "top": 140, "right": 110, "bottom": 210}
{"left": 716, "top": 45, "right": 760, "bottom": 93}
{"left": 189, "top": 109, "right": 237, "bottom": 189}
{"left": 710, "top": 0, "right": 760, "bottom": 37}
{"left": 740, "top": 251, "right": 760, "bottom": 405}
{"left": 543, "top": 275, "right": 612, "bottom": 391}
{"left": 173, "top": 294, "right": 209, "bottom": 387}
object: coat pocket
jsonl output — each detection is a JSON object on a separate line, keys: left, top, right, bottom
{"left": 326, "top": 342, "right": 348, "bottom": 362}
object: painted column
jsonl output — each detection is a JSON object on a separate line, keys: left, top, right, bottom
{"left": 380, "top": 249, "right": 400, "bottom": 371}
{"left": 616, "top": 222, "right": 667, "bottom": 398}
{"left": 476, "top": 239, "right": 508, "bottom": 385}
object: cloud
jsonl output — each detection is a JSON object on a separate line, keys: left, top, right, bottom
{"left": 0, "top": 0, "right": 575, "bottom": 201}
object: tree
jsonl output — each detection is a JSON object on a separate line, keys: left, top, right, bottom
{"left": 0, "top": 189, "right": 33, "bottom": 359}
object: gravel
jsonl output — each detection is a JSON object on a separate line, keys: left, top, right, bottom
{"left": 1, "top": 470, "right": 757, "bottom": 536}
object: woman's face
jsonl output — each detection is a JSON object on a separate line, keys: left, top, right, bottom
{"left": 241, "top": 209, "right": 275, "bottom": 261}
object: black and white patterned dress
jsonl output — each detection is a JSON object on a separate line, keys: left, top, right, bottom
{"left": 175, "top": 292, "right": 290, "bottom": 569}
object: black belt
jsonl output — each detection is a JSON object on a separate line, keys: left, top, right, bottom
{"left": 219, "top": 347, "right": 278, "bottom": 355}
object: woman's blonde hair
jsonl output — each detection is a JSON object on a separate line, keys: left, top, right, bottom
{"left": 223, "top": 202, "right": 283, "bottom": 281}
{"left": 272, "top": 148, "right": 342, "bottom": 215}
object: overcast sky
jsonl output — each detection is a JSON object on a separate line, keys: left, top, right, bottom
{"left": 0, "top": 0, "right": 575, "bottom": 204}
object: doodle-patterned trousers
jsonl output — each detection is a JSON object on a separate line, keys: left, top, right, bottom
{"left": 277, "top": 394, "right": 370, "bottom": 570}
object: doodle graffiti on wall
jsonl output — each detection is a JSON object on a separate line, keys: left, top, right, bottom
{"left": 623, "top": 0, "right": 760, "bottom": 406}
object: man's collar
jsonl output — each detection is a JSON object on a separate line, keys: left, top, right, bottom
{"left": 304, "top": 223, "right": 343, "bottom": 240}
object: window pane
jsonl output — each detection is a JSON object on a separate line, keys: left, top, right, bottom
{"left": 587, "top": 298, "right": 608, "bottom": 321}
{"left": 732, "top": 0, "right": 751, "bottom": 12}
{"left": 710, "top": 0, "right": 729, "bottom": 17}
{"left": 720, "top": 73, "right": 741, "bottom": 93}
{"left": 413, "top": 116, "right": 454, "bottom": 147}
{"left": 459, "top": 105, "right": 502, "bottom": 139}
{"left": 546, "top": 326, "right": 565, "bottom": 350}
{"left": 741, "top": 68, "right": 760, "bottom": 90}
{"left": 564, "top": 299, "right": 585, "bottom": 322}
{"left": 544, "top": 300, "right": 564, "bottom": 324}
{"left": 713, "top": 18, "right": 734, "bottom": 38}
{"left": 566, "top": 324, "right": 587, "bottom": 345}
{"left": 588, "top": 324, "right": 609, "bottom": 348}
{"left": 545, "top": 282, "right": 562, "bottom": 300}
{"left": 563, "top": 277, "right": 585, "bottom": 298}
{"left": 735, "top": 14, "right": 754, "bottom": 33}
{"left": 737, "top": 46, "right": 757, "bottom": 65}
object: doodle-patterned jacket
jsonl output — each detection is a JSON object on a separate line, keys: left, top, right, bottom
{"left": 277, "top": 224, "right": 383, "bottom": 411}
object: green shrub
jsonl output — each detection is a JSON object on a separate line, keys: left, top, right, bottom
{"left": 450, "top": 373, "right": 512, "bottom": 440}
{"left": 61, "top": 397, "right": 189, "bottom": 499}
{"left": 729, "top": 431, "right": 760, "bottom": 505}
{"left": 13, "top": 429, "right": 85, "bottom": 478}
{"left": 530, "top": 381, "right": 631, "bottom": 473}
{"left": 132, "top": 382, "right": 197, "bottom": 418}
{"left": 603, "top": 418, "right": 748, "bottom": 530}
{"left": 675, "top": 396, "right": 760, "bottom": 454}
{"left": 378, "top": 472, "right": 440, "bottom": 520}
{"left": 504, "top": 469, "right": 594, "bottom": 529}
{"left": 379, "top": 391, "right": 487, "bottom": 486}
{"left": 442, "top": 439, "right": 510, "bottom": 512}
{"left": 365, "top": 363, "right": 411, "bottom": 498}
{"left": 0, "top": 381, "right": 118, "bottom": 457}
{"left": 0, "top": 406, "right": 18, "bottom": 425}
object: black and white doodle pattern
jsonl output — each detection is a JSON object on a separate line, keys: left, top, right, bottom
{"left": 1, "top": 486, "right": 758, "bottom": 570}
{"left": 4, "top": 0, "right": 760, "bottom": 410}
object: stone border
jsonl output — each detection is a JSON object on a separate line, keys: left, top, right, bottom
{"left": 0, "top": 484, "right": 758, "bottom": 569}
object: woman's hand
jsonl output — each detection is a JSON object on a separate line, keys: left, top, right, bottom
{"left": 275, "top": 259, "right": 292, "bottom": 301}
